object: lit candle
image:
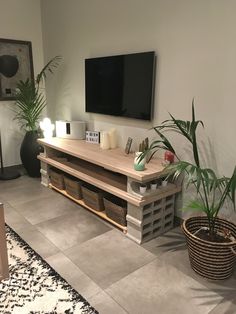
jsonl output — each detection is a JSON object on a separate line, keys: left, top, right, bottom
{"left": 109, "top": 128, "right": 117, "bottom": 149}
{"left": 100, "top": 131, "right": 110, "bottom": 149}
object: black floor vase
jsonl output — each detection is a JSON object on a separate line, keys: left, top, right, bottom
{"left": 20, "top": 131, "right": 41, "bottom": 177}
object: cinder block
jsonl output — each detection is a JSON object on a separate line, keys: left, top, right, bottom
{"left": 127, "top": 221, "right": 143, "bottom": 243}
{"left": 126, "top": 184, "right": 177, "bottom": 244}
{"left": 127, "top": 203, "right": 144, "bottom": 221}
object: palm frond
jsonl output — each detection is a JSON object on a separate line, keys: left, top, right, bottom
{"left": 36, "top": 56, "right": 62, "bottom": 84}
{"left": 182, "top": 200, "right": 208, "bottom": 215}
{"left": 14, "top": 56, "right": 61, "bottom": 131}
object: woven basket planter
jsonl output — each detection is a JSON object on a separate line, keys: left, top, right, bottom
{"left": 182, "top": 216, "right": 236, "bottom": 280}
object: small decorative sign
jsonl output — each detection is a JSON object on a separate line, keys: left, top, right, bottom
{"left": 125, "top": 137, "right": 133, "bottom": 154}
{"left": 86, "top": 131, "right": 100, "bottom": 144}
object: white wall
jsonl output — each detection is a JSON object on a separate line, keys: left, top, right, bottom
{"left": 0, "top": 0, "right": 44, "bottom": 166}
{"left": 41, "top": 0, "right": 236, "bottom": 218}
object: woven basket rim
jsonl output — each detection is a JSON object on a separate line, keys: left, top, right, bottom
{"left": 182, "top": 216, "right": 236, "bottom": 246}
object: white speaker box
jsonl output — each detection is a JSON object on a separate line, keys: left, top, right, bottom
{"left": 55, "top": 121, "right": 86, "bottom": 139}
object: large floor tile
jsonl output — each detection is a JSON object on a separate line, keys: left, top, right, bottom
{"left": 142, "top": 226, "right": 186, "bottom": 256}
{"left": 208, "top": 294, "right": 236, "bottom": 314}
{"left": 36, "top": 210, "right": 111, "bottom": 250}
{"left": 106, "top": 258, "right": 224, "bottom": 314}
{"left": 0, "top": 183, "right": 53, "bottom": 206}
{"left": 0, "top": 175, "right": 39, "bottom": 191}
{"left": 65, "top": 229, "right": 156, "bottom": 289}
{"left": 3, "top": 202, "right": 32, "bottom": 231}
{"left": 143, "top": 227, "right": 236, "bottom": 292}
{"left": 46, "top": 252, "right": 102, "bottom": 299}
{"left": 14, "top": 193, "right": 80, "bottom": 224}
{"left": 87, "top": 291, "right": 128, "bottom": 314}
{"left": 17, "top": 224, "right": 60, "bottom": 259}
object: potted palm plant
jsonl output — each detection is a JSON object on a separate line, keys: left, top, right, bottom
{"left": 13, "top": 56, "right": 61, "bottom": 177}
{"left": 141, "top": 102, "right": 236, "bottom": 280}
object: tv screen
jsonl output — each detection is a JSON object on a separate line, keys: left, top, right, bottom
{"left": 85, "top": 51, "right": 155, "bottom": 120}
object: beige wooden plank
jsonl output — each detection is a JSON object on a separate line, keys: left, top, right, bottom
{"left": 50, "top": 184, "right": 127, "bottom": 233}
{"left": 38, "top": 155, "right": 141, "bottom": 206}
{"left": 0, "top": 203, "right": 9, "bottom": 281}
{"left": 38, "top": 138, "right": 166, "bottom": 181}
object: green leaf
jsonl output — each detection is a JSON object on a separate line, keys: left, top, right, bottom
{"left": 36, "top": 56, "right": 62, "bottom": 84}
{"left": 182, "top": 200, "right": 208, "bottom": 214}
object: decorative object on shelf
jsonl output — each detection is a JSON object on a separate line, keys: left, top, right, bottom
{"left": 134, "top": 152, "right": 146, "bottom": 171}
{"left": 108, "top": 128, "right": 117, "bottom": 149}
{"left": 141, "top": 100, "right": 236, "bottom": 279}
{"left": 125, "top": 137, "right": 133, "bottom": 154}
{"left": 134, "top": 137, "right": 149, "bottom": 171}
{"left": 163, "top": 150, "right": 175, "bottom": 165}
{"left": 85, "top": 131, "right": 100, "bottom": 144}
{"left": 139, "top": 183, "right": 147, "bottom": 194}
{"left": 55, "top": 121, "right": 86, "bottom": 139}
{"left": 13, "top": 56, "right": 61, "bottom": 177}
{"left": 0, "top": 38, "right": 34, "bottom": 101}
{"left": 161, "top": 179, "right": 168, "bottom": 187}
{"left": 40, "top": 118, "right": 55, "bottom": 139}
{"left": 138, "top": 137, "right": 149, "bottom": 153}
{"left": 150, "top": 181, "right": 158, "bottom": 190}
{"left": 100, "top": 131, "right": 110, "bottom": 150}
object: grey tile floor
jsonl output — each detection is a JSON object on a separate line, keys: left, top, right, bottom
{"left": 1, "top": 175, "right": 236, "bottom": 314}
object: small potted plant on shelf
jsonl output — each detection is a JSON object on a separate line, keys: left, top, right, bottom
{"left": 13, "top": 56, "right": 61, "bottom": 177}
{"left": 139, "top": 183, "right": 147, "bottom": 194}
{"left": 140, "top": 101, "right": 236, "bottom": 280}
{"left": 134, "top": 137, "right": 149, "bottom": 171}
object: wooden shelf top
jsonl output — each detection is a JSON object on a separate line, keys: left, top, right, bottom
{"left": 38, "top": 138, "right": 166, "bottom": 181}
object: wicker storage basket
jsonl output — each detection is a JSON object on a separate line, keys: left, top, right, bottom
{"left": 81, "top": 185, "right": 104, "bottom": 211}
{"left": 50, "top": 169, "right": 65, "bottom": 190}
{"left": 182, "top": 216, "right": 236, "bottom": 280}
{"left": 64, "top": 176, "right": 83, "bottom": 200}
{"left": 104, "top": 196, "right": 127, "bottom": 226}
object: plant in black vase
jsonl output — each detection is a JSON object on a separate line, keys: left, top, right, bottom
{"left": 13, "top": 56, "right": 61, "bottom": 177}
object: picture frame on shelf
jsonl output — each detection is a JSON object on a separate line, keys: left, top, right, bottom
{"left": 125, "top": 137, "right": 133, "bottom": 154}
{"left": 0, "top": 38, "right": 34, "bottom": 101}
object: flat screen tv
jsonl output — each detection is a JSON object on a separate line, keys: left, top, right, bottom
{"left": 85, "top": 51, "right": 155, "bottom": 120}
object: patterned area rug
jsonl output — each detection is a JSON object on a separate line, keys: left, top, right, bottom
{"left": 0, "top": 225, "right": 98, "bottom": 314}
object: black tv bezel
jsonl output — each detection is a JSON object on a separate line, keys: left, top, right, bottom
{"left": 85, "top": 51, "right": 156, "bottom": 121}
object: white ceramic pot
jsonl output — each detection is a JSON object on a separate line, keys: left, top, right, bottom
{"left": 151, "top": 183, "right": 158, "bottom": 190}
{"left": 139, "top": 185, "right": 147, "bottom": 194}
{"left": 134, "top": 152, "right": 146, "bottom": 171}
{"left": 162, "top": 180, "right": 168, "bottom": 187}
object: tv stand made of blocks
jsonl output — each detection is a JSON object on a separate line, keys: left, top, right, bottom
{"left": 38, "top": 138, "right": 181, "bottom": 244}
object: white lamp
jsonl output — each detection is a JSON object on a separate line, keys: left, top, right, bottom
{"left": 40, "top": 118, "right": 55, "bottom": 138}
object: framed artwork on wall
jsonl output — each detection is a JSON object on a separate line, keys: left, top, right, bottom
{"left": 0, "top": 38, "right": 34, "bottom": 101}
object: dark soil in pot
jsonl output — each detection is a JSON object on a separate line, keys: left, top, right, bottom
{"left": 196, "top": 229, "right": 232, "bottom": 243}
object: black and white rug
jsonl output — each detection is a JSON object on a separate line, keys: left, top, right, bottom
{"left": 0, "top": 225, "right": 98, "bottom": 314}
